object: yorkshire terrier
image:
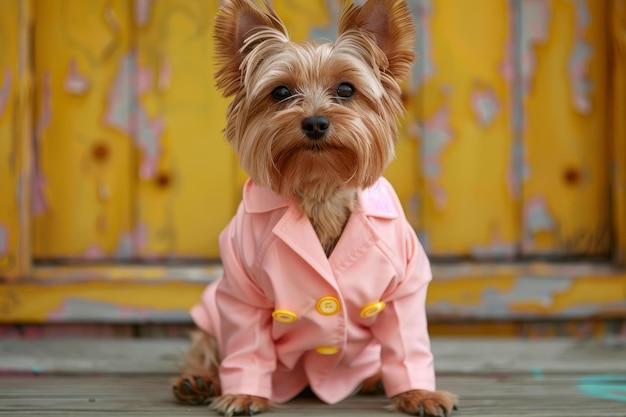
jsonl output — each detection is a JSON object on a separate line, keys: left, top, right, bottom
{"left": 172, "top": 0, "right": 457, "bottom": 415}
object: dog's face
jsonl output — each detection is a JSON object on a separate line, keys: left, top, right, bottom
{"left": 214, "top": 0, "right": 416, "bottom": 198}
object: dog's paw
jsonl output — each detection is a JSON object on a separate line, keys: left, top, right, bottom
{"left": 211, "top": 394, "right": 270, "bottom": 416}
{"left": 171, "top": 374, "right": 220, "bottom": 405}
{"left": 390, "top": 390, "right": 458, "bottom": 416}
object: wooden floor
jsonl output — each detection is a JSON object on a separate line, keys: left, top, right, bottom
{"left": 0, "top": 337, "right": 625, "bottom": 416}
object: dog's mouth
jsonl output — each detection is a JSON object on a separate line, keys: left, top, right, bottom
{"left": 302, "top": 140, "right": 344, "bottom": 154}
{"left": 304, "top": 142, "right": 324, "bottom": 153}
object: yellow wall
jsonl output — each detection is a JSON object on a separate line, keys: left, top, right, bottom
{"left": 0, "top": 0, "right": 624, "bottom": 324}
{"left": 9, "top": 0, "right": 610, "bottom": 262}
{"left": 0, "top": 0, "right": 21, "bottom": 274}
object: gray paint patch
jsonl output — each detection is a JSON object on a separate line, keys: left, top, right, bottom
{"left": 47, "top": 298, "right": 191, "bottom": 323}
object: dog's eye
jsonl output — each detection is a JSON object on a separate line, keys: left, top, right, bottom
{"left": 271, "top": 86, "right": 292, "bottom": 101}
{"left": 337, "top": 83, "right": 355, "bottom": 98}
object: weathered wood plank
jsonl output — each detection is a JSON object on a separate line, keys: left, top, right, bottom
{"left": 1, "top": 338, "right": 624, "bottom": 376}
{"left": 0, "top": 374, "right": 624, "bottom": 416}
{"left": 2, "top": 262, "right": 625, "bottom": 323}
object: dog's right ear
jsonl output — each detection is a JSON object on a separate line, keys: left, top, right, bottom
{"left": 214, "top": 0, "right": 288, "bottom": 97}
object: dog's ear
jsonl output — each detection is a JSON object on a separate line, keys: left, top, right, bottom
{"left": 338, "top": 0, "right": 416, "bottom": 81}
{"left": 214, "top": 0, "right": 288, "bottom": 97}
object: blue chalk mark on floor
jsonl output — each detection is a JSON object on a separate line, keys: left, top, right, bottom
{"left": 577, "top": 374, "right": 626, "bottom": 402}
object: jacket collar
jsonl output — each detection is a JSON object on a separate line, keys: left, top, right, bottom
{"left": 243, "top": 178, "right": 399, "bottom": 219}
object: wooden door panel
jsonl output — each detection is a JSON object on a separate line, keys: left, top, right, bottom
{"left": 32, "top": 0, "right": 135, "bottom": 261}
{"left": 25, "top": 0, "right": 614, "bottom": 263}
{"left": 134, "top": 0, "right": 237, "bottom": 259}
{"left": 611, "top": 0, "right": 626, "bottom": 265}
{"left": 416, "top": 0, "right": 519, "bottom": 259}
{"left": 0, "top": 0, "right": 24, "bottom": 278}
{"left": 520, "top": 0, "right": 610, "bottom": 257}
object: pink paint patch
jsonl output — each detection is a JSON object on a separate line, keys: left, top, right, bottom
{"left": 158, "top": 55, "right": 172, "bottom": 92}
{"left": 137, "top": 65, "right": 153, "bottom": 94}
{"left": 36, "top": 71, "right": 52, "bottom": 138}
{"left": 31, "top": 175, "right": 49, "bottom": 216}
{"left": 471, "top": 87, "right": 501, "bottom": 127}
{"left": 0, "top": 68, "right": 12, "bottom": 117}
{"left": 569, "top": 0, "right": 593, "bottom": 114}
{"left": 134, "top": 0, "right": 155, "bottom": 27}
{"left": 103, "top": 51, "right": 164, "bottom": 180}
{"left": 32, "top": 71, "right": 52, "bottom": 216}
{"left": 64, "top": 59, "right": 90, "bottom": 95}
{"left": 84, "top": 244, "right": 105, "bottom": 260}
{"left": 519, "top": 0, "right": 551, "bottom": 95}
{"left": 421, "top": 106, "right": 453, "bottom": 209}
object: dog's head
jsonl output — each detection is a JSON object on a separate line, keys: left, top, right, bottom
{"left": 214, "top": 0, "right": 416, "bottom": 198}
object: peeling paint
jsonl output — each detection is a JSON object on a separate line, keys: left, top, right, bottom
{"left": 421, "top": 105, "right": 453, "bottom": 209}
{"left": 523, "top": 195, "right": 557, "bottom": 250}
{"left": 471, "top": 232, "right": 516, "bottom": 260}
{"left": 134, "top": 0, "right": 157, "bottom": 27}
{"left": 84, "top": 244, "right": 105, "bottom": 260}
{"left": 524, "top": 195, "right": 556, "bottom": 233}
{"left": 429, "top": 276, "right": 573, "bottom": 317}
{"left": 64, "top": 58, "right": 90, "bottom": 95}
{"left": 0, "top": 68, "right": 12, "bottom": 118}
{"left": 411, "top": 0, "right": 435, "bottom": 90}
{"left": 519, "top": 0, "right": 551, "bottom": 96}
{"left": 471, "top": 86, "right": 500, "bottom": 127}
{"left": 569, "top": 0, "right": 593, "bottom": 114}
{"left": 115, "top": 224, "right": 148, "bottom": 258}
{"left": 503, "top": 0, "right": 550, "bottom": 200}
{"left": 32, "top": 71, "right": 52, "bottom": 216}
{"left": 0, "top": 224, "right": 8, "bottom": 256}
{"left": 47, "top": 298, "right": 189, "bottom": 322}
{"left": 157, "top": 55, "right": 171, "bottom": 92}
{"left": 103, "top": 51, "right": 164, "bottom": 179}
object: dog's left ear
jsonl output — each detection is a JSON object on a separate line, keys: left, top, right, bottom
{"left": 214, "top": 0, "right": 288, "bottom": 97}
{"left": 338, "top": 0, "right": 416, "bottom": 81}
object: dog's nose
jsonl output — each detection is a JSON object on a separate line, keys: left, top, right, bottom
{"left": 301, "top": 116, "right": 330, "bottom": 140}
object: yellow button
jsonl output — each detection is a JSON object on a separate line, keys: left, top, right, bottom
{"left": 316, "top": 296, "right": 341, "bottom": 315}
{"left": 315, "top": 346, "right": 339, "bottom": 355}
{"left": 360, "top": 301, "right": 386, "bottom": 318}
{"left": 272, "top": 310, "right": 298, "bottom": 324}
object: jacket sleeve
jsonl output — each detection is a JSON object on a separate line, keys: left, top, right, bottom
{"left": 369, "top": 220, "right": 436, "bottom": 397}
{"left": 214, "top": 209, "right": 276, "bottom": 399}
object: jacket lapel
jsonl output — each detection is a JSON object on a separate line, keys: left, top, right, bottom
{"left": 272, "top": 204, "right": 336, "bottom": 287}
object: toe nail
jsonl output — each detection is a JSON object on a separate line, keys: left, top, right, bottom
{"left": 181, "top": 380, "right": 193, "bottom": 394}
{"left": 193, "top": 375, "right": 205, "bottom": 389}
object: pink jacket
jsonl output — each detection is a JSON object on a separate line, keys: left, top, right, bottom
{"left": 191, "top": 177, "right": 436, "bottom": 404}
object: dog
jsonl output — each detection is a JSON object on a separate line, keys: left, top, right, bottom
{"left": 172, "top": 0, "right": 457, "bottom": 415}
